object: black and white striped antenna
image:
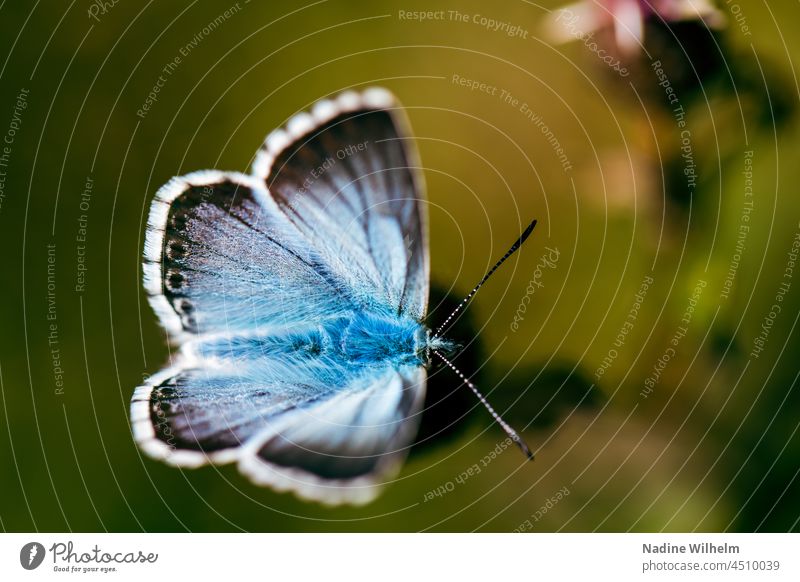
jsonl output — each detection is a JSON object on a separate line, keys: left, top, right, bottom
{"left": 433, "top": 219, "right": 538, "bottom": 460}
{"left": 434, "top": 220, "right": 537, "bottom": 338}
{"left": 433, "top": 350, "right": 533, "bottom": 459}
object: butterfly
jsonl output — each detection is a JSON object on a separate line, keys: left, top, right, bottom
{"left": 132, "top": 87, "right": 534, "bottom": 505}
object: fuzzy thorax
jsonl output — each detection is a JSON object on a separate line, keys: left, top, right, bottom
{"left": 337, "top": 312, "right": 455, "bottom": 366}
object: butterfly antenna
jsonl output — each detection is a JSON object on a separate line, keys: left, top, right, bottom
{"left": 434, "top": 220, "right": 537, "bottom": 338}
{"left": 433, "top": 350, "right": 534, "bottom": 460}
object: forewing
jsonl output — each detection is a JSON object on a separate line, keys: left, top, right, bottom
{"left": 143, "top": 170, "right": 354, "bottom": 341}
{"left": 252, "top": 88, "right": 429, "bottom": 319}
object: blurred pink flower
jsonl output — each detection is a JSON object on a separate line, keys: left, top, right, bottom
{"left": 543, "top": 0, "right": 725, "bottom": 54}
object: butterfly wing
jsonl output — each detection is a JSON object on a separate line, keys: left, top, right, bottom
{"left": 144, "top": 88, "right": 428, "bottom": 339}
{"left": 132, "top": 334, "right": 426, "bottom": 504}
{"left": 143, "top": 171, "right": 357, "bottom": 341}
{"left": 252, "top": 87, "right": 429, "bottom": 319}
{"left": 241, "top": 367, "right": 426, "bottom": 505}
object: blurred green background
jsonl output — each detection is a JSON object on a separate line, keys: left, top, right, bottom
{"left": 0, "top": 0, "right": 798, "bottom": 532}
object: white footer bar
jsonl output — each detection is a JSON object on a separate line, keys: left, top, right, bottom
{"left": 1, "top": 533, "right": 797, "bottom": 580}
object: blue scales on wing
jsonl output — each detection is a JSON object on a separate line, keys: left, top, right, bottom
{"left": 133, "top": 89, "right": 431, "bottom": 504}
{"left": 253, "top": 87, "right": 429, "bottom": 319}
{"left": 142, "top": 171, "right": 356, "bottom": 338}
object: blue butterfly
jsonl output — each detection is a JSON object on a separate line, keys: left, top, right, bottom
{"left": 132, "top": 88, "right": 534, "bottom": 505}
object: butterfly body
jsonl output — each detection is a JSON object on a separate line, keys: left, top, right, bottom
{"left": 333, "top": 311, "right": 427, "bottom": 366}
{"left": 184, "top": 311, "right": 451, "bottom": 377}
